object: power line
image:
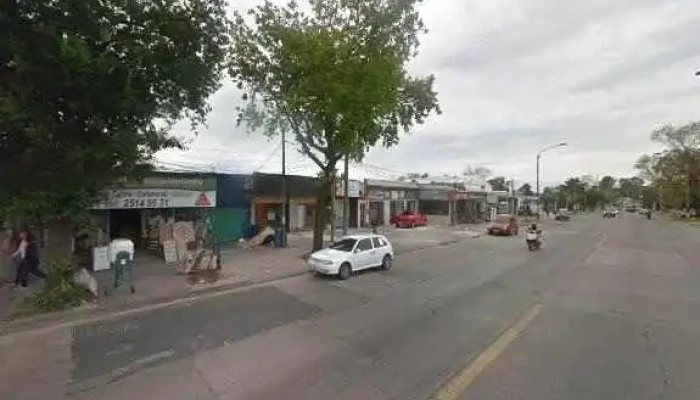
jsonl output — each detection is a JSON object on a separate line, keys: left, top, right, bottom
{"left": 253, "top": 141, "right": 283, "bottom": 172}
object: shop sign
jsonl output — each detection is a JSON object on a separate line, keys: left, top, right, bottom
{"left": 418, "top": 189, "right": 448, "bottom": 201}
{"left": 404, "top": 190, "right": 419, "bottom": 200}
{"left": 335, "top": 180, "right": 361, "bottom": 198}
{"left": 451, "top": 192, "right": 487, "bottom": 201}
{"left": 92, "top": 189, "right": 216, "bottom": 209}
{"left": 486, "top": 193, "right": 500, "bottom": 203}
{"left": 367, "top": 189, "right": 387, "bottom": 201}
{"left": 121, "top": 174, "right": 216, "bottom": 191}
{"left": 92, "top": 174, "right": 217, "bottom": 209}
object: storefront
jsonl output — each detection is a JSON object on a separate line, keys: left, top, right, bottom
{"left": 91, "top": 172, "right": 217, "bottom": 252}
{"left": 364, "top": 179, "right": 420, "bottom": 226}
{"left": 450, "top": 191, "right": 488, "bottom": 224}
{"left": 334, "top": 179, "right": 363, "bottom": 228}
{"left": 213, "top": 174, "right": 251, "bottom": 244}
{"left": 249, "top": 173, "right": 320, "bottom": 231}
{"left": 418, "top": 185, "right": 451, "bottom": 215}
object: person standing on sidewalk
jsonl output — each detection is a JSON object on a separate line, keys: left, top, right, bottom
{"left": 13, "top": 229, "right": 46, "bottom": 288}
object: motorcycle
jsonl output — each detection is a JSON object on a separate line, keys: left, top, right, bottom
{"left": 525, "top": 229, "right": 542, "bottom": 251}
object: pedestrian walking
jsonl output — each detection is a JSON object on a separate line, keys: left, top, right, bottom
{"left": 13, "top": 229, "right": 46, "bottom": 288}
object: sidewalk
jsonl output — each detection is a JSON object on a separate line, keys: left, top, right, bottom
{"left": 0, "top": 241, "right": 312, "bottom": 334}
{"left": 0, "top": 225, "right": 484, "bottom": 334}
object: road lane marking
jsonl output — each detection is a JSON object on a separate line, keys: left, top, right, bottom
{"left": 431, "top": 303, "right": 544, "bottom": 400}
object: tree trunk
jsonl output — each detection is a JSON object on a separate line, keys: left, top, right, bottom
{"left": 312, "top": 170, "right": 333, "bottom": 252}
{"left": 42, "top": 218, "right": 74, "bottom": 265}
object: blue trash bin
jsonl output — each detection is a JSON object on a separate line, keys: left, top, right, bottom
{"left": 274, "top": 228, "right": 287, "bottom": 248}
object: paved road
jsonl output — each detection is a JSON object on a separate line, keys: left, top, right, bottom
{"left": 2, "top": 214, "right": 699, "bottom": 400}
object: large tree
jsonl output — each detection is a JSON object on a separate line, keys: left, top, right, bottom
{"left": 636, "top": 122, "right": 700, "bottom": 211}
{"left": 487, "top": 176, "right": 509, "bottom": 192}
{"left": 1, "top": 0, "right": 230, "bottom": 234}
{"left": 517, "top": 183, "right": 534, "bottom": 196}
{"left": 230, "top": 0, "right": 440, "bottom": 250}
{"left": 618, "top": 177, "right": 646, "bottom": 200}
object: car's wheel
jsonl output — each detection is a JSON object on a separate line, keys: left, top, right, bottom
{"left": 395, "top": 223, "right": 400, "bottom": 228}
{"left": 381, "top": 255, "right": 393, "bottom": 270}
{"left": 338, "top": 262, "right": 352, "bottom": 280}
{"left": 410, "top": 222, "right": 415, "bottom": 228}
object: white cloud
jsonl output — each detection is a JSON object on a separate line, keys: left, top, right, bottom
{"left": 157, "top": 0, "right": 700, "bottom": 186}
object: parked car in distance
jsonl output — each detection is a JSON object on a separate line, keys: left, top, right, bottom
{"left": 390, "top": 210, "right": 428, "bottom": 228}
{"left": 603, "top": 209, "right": 619, "bottom": 218}
{"left": 555, "top": 209, "right": 571, "bottom": 221}
{"left": 308, "top": 234, "right": 394, "bottom": 280}
{"left": 487, "top": 214, "right": 519, "bottom": 236}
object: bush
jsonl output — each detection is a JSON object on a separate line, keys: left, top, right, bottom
{"left": 24, "top": 260, "right": 88, "bottom": 313}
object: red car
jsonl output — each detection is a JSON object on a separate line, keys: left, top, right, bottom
{"left": 390, "top": 210, "right": 428, "bottom": 228}
{"left": 487, "top": 214, "right": 519, "bottom": 236}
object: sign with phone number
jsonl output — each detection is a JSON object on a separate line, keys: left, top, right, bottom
{"left": 91, "top": 190, "right": 216, "bottom": 209}
{"left": 121, "top": 197, "right": 171, "bottom": 209}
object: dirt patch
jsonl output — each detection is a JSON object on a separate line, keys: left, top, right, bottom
{"left": 185, "top": 269, "right": 222, "bottom": 285}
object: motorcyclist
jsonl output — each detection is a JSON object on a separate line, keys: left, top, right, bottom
{"left": 526, "top": 223, "right": 543, "bottom": 244}
{"left": 527, "top": 223, "right": 542, "bottom": 237}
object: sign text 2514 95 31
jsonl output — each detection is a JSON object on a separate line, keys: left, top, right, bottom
{"left": 92, "top": 189, "right": 216, "bottom": 209}
{"left": 121, "top": 197, "right": 171, "bottom": 209}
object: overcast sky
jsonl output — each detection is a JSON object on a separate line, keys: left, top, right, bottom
{"left": 157, "top": 0, "right": 700, "bottom": 187}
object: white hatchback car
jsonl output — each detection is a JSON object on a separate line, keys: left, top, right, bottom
{"left": 308, "top": 234, "right": 394, "bottom": 280}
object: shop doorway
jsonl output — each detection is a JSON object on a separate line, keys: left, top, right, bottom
{"left": 369, "top": 201, "right": 384, "bottom": 225}
{"left": 110, "top": 209, "right": 142, "bottom": 245}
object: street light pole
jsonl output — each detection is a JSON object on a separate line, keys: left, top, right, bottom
{"left": 536, "top": 142, "right": 568, "bottom": 219}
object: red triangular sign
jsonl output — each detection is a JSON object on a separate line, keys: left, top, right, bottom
{"left": 195, "top": 192, "right": 211, "bottom": 206}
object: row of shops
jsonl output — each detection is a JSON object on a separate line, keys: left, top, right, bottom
{"left": 82, "top": 171, "right": 525, "bottom": 261}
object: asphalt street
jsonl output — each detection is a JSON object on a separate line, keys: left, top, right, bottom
{"left": 2, "top": 213, "right": 700, "bottom": 400}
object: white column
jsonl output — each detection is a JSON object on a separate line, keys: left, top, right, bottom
{"left": 448, "top": 200, "right": 454, "bottom": 225}
{"left": 383, "top": 200, "right": 391, "bottom": 225}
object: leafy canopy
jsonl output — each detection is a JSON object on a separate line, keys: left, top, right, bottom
{"left": 635, "top": 122, "right": 700, "bottom": 210}
{"left": 229, "top": 0, "right": 441, "bottom": 171}
{"left": 0, "top": 0, "right": 231, "bottom": 221}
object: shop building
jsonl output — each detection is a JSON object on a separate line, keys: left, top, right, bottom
{"left": 333, "top": 179, "right": 364, "bottom": 228}
{"left": 486, "top": 190, "right": 518, "bottom": 218}
{"left": 364, "top": 179, "right": 420, "bottom": 226}
{"left": 249, "top": 173, "right": 320, "bottom": 231}
{"left": 212, "top": 174, "right": 252, "bottom": 244}
{"left": 450, "top": 190, "right": 488, "bottom": 224}
{"left": 417, "top": 183, "right": 453, "bottom": 226}
{"left": 91, "top": 172, "right": 218, "bottom": 252}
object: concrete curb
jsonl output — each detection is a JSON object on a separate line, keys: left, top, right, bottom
{"left": 0, "top": 269, "right": 309, "bottom": 337}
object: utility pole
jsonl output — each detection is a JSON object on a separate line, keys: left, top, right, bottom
{"left": 330, "top": 171, "right": 337, "bottom": 242}
{"left": 342, "top": 155, "right": 349, "bottom": 236}
{"left": 536, "top": 154, "right": 540, "bottom": 219}
{"left": 281, "top": 131, "right": 288, "bottom": 247}
{"left": 686, "top": 160, "right": 692, "bottom": 212}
